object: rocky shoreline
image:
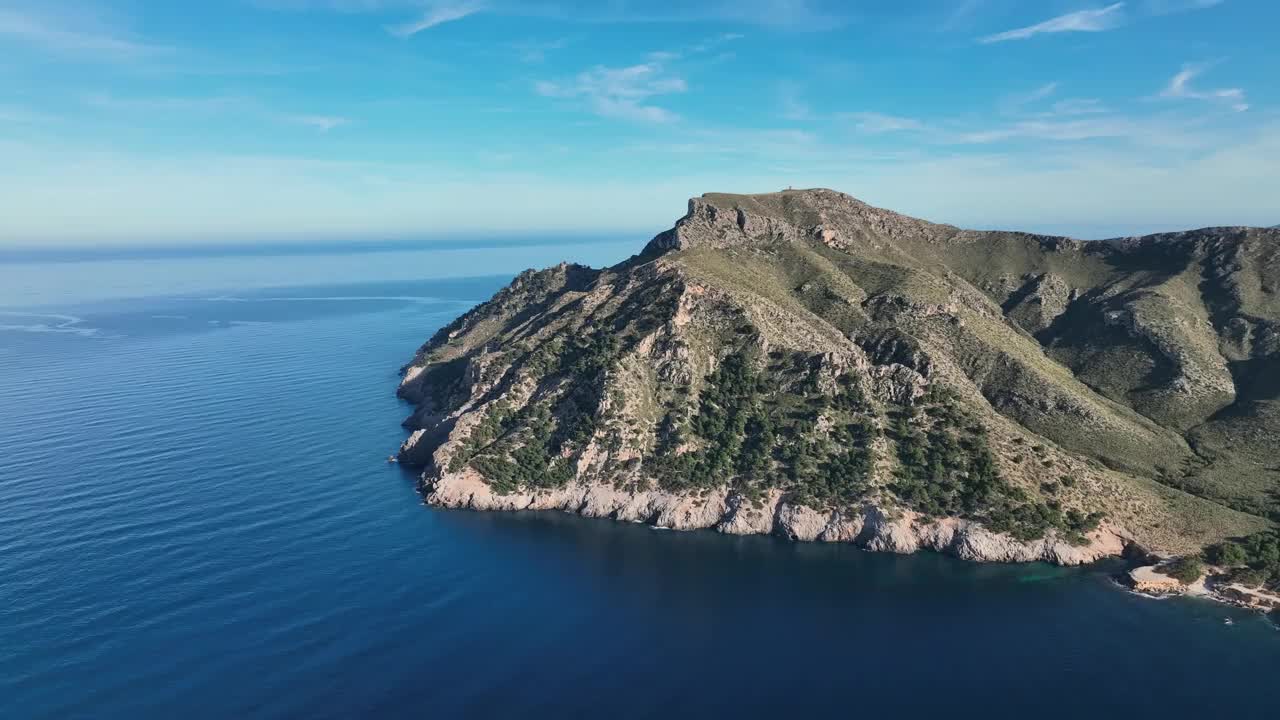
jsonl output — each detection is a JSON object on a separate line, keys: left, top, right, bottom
{"left": 1123, "top": 563, "right": 1280, "bottom": 614}
{"left": 413, "top": 466, "right": 1130, "bottom": 566}
{"left": 415, "top": 466, "right": 1280, "bottom": 617}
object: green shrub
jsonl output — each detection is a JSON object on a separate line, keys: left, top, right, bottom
{"left": 1204, "top": 531, "right": 1280, "bottom": 590}
{"left": 1164, "top": 556, "right": 1205, "bottom": 584}
{"left": 1206, "top": 540, "right": 1248, "bottom": 567}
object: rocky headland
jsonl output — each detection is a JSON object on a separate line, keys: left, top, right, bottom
{"left": 396, "top": 189, "right": 1280, "bottom": 575}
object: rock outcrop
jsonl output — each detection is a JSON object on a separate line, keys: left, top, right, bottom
{"left": 418, "top": 470, "right": 1128, "bottom": 565}
{"left": 1127, "top": 566, "right": 1186, "bottom": 594}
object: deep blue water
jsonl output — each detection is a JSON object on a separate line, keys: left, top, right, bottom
{"left": 2, "top": 241, "right": 1278, "bottom": 719}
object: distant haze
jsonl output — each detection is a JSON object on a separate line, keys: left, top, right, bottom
{"left": 1, "top": 1, "right": 1277, "bottom": 245}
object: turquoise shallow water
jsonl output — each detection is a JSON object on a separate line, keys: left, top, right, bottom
{"left": 1, "top": 242, "right": 1277, "bottom": 719}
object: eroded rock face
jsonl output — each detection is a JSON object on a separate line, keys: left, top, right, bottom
{"left": 1005, "top": 273, "right": 1072, "bottom": 335}
{"left": 420, "top": 471, "right": 1129, "bottom": 566}
{"left": 644, "top": 197, "right": 809, "bottom": 253}
{"left": 643, "top": 190, "right": 956, "bottom": 255}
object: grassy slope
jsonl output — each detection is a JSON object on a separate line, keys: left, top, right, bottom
{"left": 669, "top": 233, "right": 1266, "bottom": 549}
{"left": 677, "top": 191, "right": 1279, "bottom": 539}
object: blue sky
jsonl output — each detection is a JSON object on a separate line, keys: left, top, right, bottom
{"left": 0, "top": 0, "right": 1276, "bottom": 245}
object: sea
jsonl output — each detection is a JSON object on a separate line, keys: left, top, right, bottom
{"left": 1, "top": 237, "right": 1277, "bottom": 719}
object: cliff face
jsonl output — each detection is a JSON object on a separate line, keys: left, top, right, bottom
{"left": 397, "top": 189, "right": 1278, "bottom": 562}
{"left": 419, "top": 469, "right": 1129, "bottom": 565}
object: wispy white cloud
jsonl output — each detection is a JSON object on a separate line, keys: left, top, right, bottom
{"left": 956, "top": 117, "right": 1145, "bottom": 144}
{"left": 979, "top": 3, "right": 1126, "bottom": 43}
{"left": 532, "top": 32, "right": 739, "bottom": 123}
{"left": 521, "top": 1, "right": 843, "bottom": 30}
{"left": 841, "top": 113, "right": 1143, "bottom": 145}
{"left": 253, "top": 0, "right": 447, "bottom": 12}
{"left": 0, "top": 7, "right": 166, "bottom": 58}
{"left": 843, "top": 102, "right": 1210, "bottom": 150}
{"left": 257, "top": 0, "right": 481, "bottom": 35}
{"left": 1144, "top": 0, "right": 1225, "bottom": 14}
{"left": 1016, "top": 82, "right": 1059, "bottom": 105}
{"left": 78, "top": 92, "right": 353, "bottom": 133}
{"left": 998, "top": 83, "right": 1110, "bottom": 119}
{"left": 259, "top": 1, "right": 838, "bottom": 31}
{"left": 937, "top": 0, "right": 989, "bottom": 32}
{"left": 388, "top": 1, "right": 482, "bottom": 36}
{"left": 689, "top": 32, "right": 744, "bottom": 53}
{"left": 643, "top": 31, "right": 743, "bottom": 64}
{"left": 975, "top": 0, "right": 1222, "bottom": 44}
{"left": 706, "top": 1, "right": 841, "bottom": 30}
{"left": 999, "top": 82, "right": 1059, "bottom": 113}
{"left": 1158, "top": 63, "right": 1248, "bottom": 111}
{"left": 842, "top": 112, "right": 927, "bottom": 134}
{"left": 537, "top": 62, "right": 687, "bottom": 123}
{"left": 1050, "top": 98, "right": 1108, "bottom": 115}
{"left": 996, "top": 84, "right": 1111, "bottom": 118}
{"left": 293, "top": 115, "right": 350, "bottom": 132}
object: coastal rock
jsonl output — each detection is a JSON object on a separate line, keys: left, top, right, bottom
{"left": 1127, "top": 565, "right": 1185, "bottom": 594}
{"left": 419, "top": 471, "right": 1127, "bottom": 566}
{"left": 716, "top": 491, "right": 781, "bottom": 536}
{"left": 774, "top": 502, "right": 831, "bottom": 542}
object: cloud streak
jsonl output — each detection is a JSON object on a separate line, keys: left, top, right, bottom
{"left": 0, "top": 7, "right": 165, "bottom": 58}
{"left": 842, "top": 112, "right": 926, "bottom": 134}
{"left": 388, "top": 1, "right": 482, "bottom": 36}
{"left": 843, "top": 97, "right": 1212, "bottom": 150}
{"left": 537, "top": 62, "right": 687, "bottom": 123}
{"left": 77, "top": 92, "right": 354, "bottom": 133}
{"left": 1159, "top": 63, "right": 1248, "bottom": 111}
{"left": 293, "top": 115, "right": 350, "bottom": 132}
{"left": 979, "top": 3, "right": 1126, "bottom": 43}
{"left": 511, "top": 1, "right": 844, "bottom": 30}
{"left": 1145, "top": 0, "right": 1224, "bottom": 14}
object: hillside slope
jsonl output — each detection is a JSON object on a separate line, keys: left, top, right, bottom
{"left": 397, "top": 189, "right": 1277, "bottom": 559}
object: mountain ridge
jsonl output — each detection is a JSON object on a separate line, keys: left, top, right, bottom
{"left": 397, "top": 188, "right": 1278, "bottom": 561}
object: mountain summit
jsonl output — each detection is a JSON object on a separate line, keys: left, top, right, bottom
{"left": 397, "top": 189, "right": 1279, "bottom": 561}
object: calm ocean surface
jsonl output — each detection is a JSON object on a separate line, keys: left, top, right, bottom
{"left": 1, "top": 239, "right": 1277, "bottom": 719}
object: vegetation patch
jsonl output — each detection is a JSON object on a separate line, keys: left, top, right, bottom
{"left": 887, "top": 391, "right": 1103, "bottom": 543}
{"left": 1205, "top": 531, "right": 1280, "bottom": 590}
